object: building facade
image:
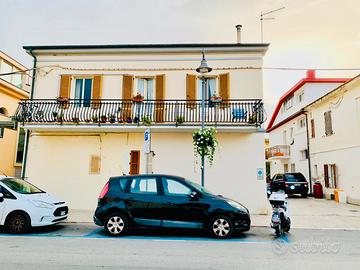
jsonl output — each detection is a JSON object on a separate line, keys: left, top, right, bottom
{"left": 266, "top": 70, "right": 349, "bottom": 186}
{"left": 305, "top": 75, "right": 360, "bottom": 205}
{"left": 16, "top": 43, "right": 269, "bottom": 213}
{"left": 0, "top": 50, "right": 29, "bottom": 177}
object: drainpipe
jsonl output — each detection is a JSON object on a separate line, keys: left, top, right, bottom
{"left": 302, "top": 109, "right": 313, "bottom": 195}
{"left": 21, "top": 49, "right": 37, "bottom": 179}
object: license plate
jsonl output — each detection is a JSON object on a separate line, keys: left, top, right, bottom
{"left": 60, "top": 211, "right": 66, "bottom": 216}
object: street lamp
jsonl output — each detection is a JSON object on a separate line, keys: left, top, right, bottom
{"left": 196, "top": 49, "right": 212, "bottom": 187}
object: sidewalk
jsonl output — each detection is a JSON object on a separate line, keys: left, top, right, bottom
{"left": 252, "top": 197, "right": 360, "bottom": 229}
{"left": 66, "top": 197, "right": 360, "bottom": 230}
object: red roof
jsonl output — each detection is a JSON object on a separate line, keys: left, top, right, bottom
{"left": 266, "top": 72, "right": 350, "bottom": 132}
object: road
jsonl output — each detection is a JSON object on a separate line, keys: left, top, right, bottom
{"left": 0, "top": 224, "right": 359, "bottom": 270}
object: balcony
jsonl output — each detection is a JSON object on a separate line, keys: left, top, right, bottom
{"left": 265, "top": 145, "right": 290, "bottom": 160}
{"left": 14, "top": 99, "right": 264, "bottom": 132}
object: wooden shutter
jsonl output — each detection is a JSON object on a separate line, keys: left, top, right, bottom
{"left": 59, "top": 75, "right": 71, "bottom": 108}
{"left": 324, "top": 164, "right": 329, "bottom": 188}
{"left": 332, "top": 164, "right": 337, "bottom": 188}
{"left": 122, "top": 75, "right": 134, "bottom": 119}
{"left": 324, "top": 111, "right": 333, "bottom": 136}
{"left": 219, "top": 73, "right": 230, "bottom": 108}
{"left": 92, "top": 75, "right": 103, "bottom": 109}
{"left": 186, "top": 74, "right": 196, "bottom": 109}
{"left": 155, "top": 74, "right": 165, "bottom": 122}
{"left": 129, "top": 150, "right": 140, "bottom": 175}
{"left": 311, "top": 119, "right": 315, "bottom": 138}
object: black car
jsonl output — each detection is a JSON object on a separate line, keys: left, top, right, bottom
{"left": 271, "top": 173, "right": 309, "bottom": 198}
{"left": 93, "top": 174, "right": 250, "bottom": 238}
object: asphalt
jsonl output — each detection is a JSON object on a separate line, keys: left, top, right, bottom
{"left": 0, "top": 225, "right": 359, "bottom": 270}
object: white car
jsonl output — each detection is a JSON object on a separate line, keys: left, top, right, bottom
{"left": 0, "top": 176, "right": 68, "bottom": 234}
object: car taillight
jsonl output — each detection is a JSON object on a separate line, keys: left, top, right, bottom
{"left": 99, "top": 182, "right": 109, "bottom": 199}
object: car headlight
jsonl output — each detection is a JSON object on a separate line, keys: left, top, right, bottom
{"left": 30, "top": 200, "right": 54, "bottom": 209}
{"left": 227, "top": 201, "right": 248, "bottom": 213}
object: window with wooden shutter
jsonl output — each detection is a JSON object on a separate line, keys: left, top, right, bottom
{"left": 122, "top": 75, "right": 134, "bottom": 119}
{"left": 311, "top": 119, "right": 315, "bottom": 138}
{"left": 324, "top": 164, "right": 329, "bottom": 188}
{"left": 92, "top": 75, "right": 103, "bottom": 109}
{"left": 324, "top": 111, "right": 333, "bottom": 136}
{"left": 89, "top": 155, "right": 101, "bottom": 174}
{"left": 59, "top": 75, "right": 72, "bottom": 108}
{"left": 155, "top": 74, "right": 165, "bottom": 122}
{"left": 129, "top": 150, "right": 140, "bottom": 175}
{"left": 332, "top": 164, "right": 337, "bottom": 188}
{"left": 219, "top": 73, "right": 230, "bottom": 108}
{"left": 186, "top": 74, "right": 196, "bottom": 108}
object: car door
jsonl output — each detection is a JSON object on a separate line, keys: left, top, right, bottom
{"left": 0, "top": 185, "right": 5, "bottom": 223}
{"left": 160, "top": 177, "right": 210, "bottom": 229}
{"left": 123, "top": 176, "right": 162, "bottom": 227}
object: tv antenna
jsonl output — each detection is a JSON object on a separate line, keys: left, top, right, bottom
{"left": 260, "top": 7, "right": 285, "bottom": 43}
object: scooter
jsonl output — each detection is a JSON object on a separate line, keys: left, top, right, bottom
{"left": 269, "top": 191, "right": 291, "bottom": 237}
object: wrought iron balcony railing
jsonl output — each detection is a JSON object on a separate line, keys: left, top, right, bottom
{"left": 15, "top": 99, "right": 264, "bottom": 127}
{"left": 265, "top": 145, "right": 290, "bottom": 159}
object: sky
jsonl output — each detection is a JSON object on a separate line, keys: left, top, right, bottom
{"left": 1, "top": 0, "right": 360, "bottom": 120}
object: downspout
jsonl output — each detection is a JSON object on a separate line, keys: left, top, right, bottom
{"left": 302, "top": 109, "right": 313, "bottom": 195}
{"left": 21, "top": 49, "right": 37, "bottom": 179}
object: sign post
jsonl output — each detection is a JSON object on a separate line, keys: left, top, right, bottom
{"left": 144, "top": 129, "right": 153, "bottom": 173}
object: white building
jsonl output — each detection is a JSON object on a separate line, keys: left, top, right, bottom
{"left": 266, "top": 70, "right": 349, "bottom": 189}
{"left": 16, "top": 40, "right": 270, "bottom": 214}
{"left": 305, "top": 74, "right": 360, "bottom": 205}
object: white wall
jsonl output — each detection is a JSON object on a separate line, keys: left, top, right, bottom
{"left": 308, "top": 78, "right": 360, "bottom": 204}
{"left": 26, "top": 131, "right": 268, "bottom": 214}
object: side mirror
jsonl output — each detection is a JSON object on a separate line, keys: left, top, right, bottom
{"left": 189, "top": 191, "right": 199, "bottom": 200}
{"left": 0, "top": 193, "right": 4, "bottom": 203}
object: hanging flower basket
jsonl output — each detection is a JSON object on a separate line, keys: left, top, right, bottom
{"left": 132, "top": 93, "right": 144, "bottom": 103}
{"left": 210, "top": 95, "right": 223, "bottom": 103}
{"left": 192, "top": 127, "right": 218, "bottom": 166}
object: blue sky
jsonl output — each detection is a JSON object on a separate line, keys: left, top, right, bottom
{"left": 1, "top": 0, "right": 359, "bottom": 117}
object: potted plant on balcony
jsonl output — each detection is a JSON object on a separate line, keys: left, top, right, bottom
{"left": 118, "top": 117, "right": 124, "bottom": 123}
{"left": 132, "top": 93, "right": 144, "bottom": 103}
{"left": 192, "top": 127, "right": 218, "bottom": 166}
{"left": 52, "top": 112, "right": 58, "bottom": 121}
{"left": 142, "top": 116, "right": 151, "bottom": 126}
{"left": 100, "top": 115, "right": 107, "bottom": 123}
{"left": 56, "top": 113, "right": 64, "bottom": 122}
{"left": 56, "top": 96, "right": 69, "bottom": 103}
{"left": 109, "top": 114, "right": 116, "bottom": 123}
{"left": 126, "top": 117, "right": 133, "bottom": 123}
{"left": 248, "top": 115, "right": 257, "bottom": 124}
{"left": 72, "top": 114, "right": 80, "bottom": 124}
{"left": 210, "top": 95, "right": 222, "bottom": 103}
{"left": 92, "top": 115, "right": 99, "bottom": 123}
{"left": 175, "top": 115, "right": 185, "bottom": 126}
{"left": 274, "top": 152, "right": 284, "bottom": 157}
{"left": 133, "top": 116, "right": 140, "bottom": 124}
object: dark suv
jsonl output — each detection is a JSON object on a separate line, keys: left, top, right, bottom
{"left": 94, "top": 174, "right": 250, "bottom": 238}
{"left": 271, "top": 173, "right": 309, "bottom": 198}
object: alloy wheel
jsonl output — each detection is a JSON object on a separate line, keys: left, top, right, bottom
{"left": 106, "top": 216, "right": 125, "bottom": 235}
{"left": 212, "top": 218, "right": 231, "bottom": 237}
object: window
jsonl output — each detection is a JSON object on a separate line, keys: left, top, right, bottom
{"left": 197, "top": 77, "right": 217, "bottom": 100}
{"left": 15, "top": 128, "right": 25, "bottom": 164}
{"left": 129, "top": 150, "right": 140, "bottom": 175}
{"left": 324, "top": 164, "right": 337, "bottom": 188}
{"left": 73, "top": 78, "right": 93, "bottom": 107}
{"left": 284, "top": 164, "right": 289, "bottom": 173}
{"left": 1, "top": 61, "right": 12, "bottom": 83}
{"left": 118, "top": 178, "right": 128, "bottom": 192}
{"left": 324, "top": 111, "right": 333, "bottom": 136}
{"left": 283, "top": 95, "right": 294, "bottom": 110}
{"left": 298, "top": 92, "right": 304, "bottom": 103}
{"left": 135, "top": 78, "right": 154, "bottom": 100}
{"left": 283, "top": 130, "right": 287, "bottom": 145}
{"left": 0, "top": 185, "right": 16, "bottom": 199}
{"left": 130, "top": 177, "right": 157, "bottom": 194}
{"left": 291, "top": 163, "right": 296, "bottom": 173}
{"left": 12, "top": 68, "right": 23, "bottom": 88}
{"left": 0, "top": 128, "right": 4, "bottom": 138}
{"left": 162, "top": 178, "right": 192, "bottom": 196}
{"left": 300, "top": 149, "right": 308, "bottom": 160}
{"left": 310, "top": 119, "right": 315, "bottom": 138}
{"left": 289, "top": 127, "right": 294, "bottom": 144}
{"left": 298, "top": 117, "right": 306, "bottom": 129}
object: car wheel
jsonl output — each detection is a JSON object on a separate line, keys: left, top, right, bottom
{"left": 209, "top": 216, "right": 234, "bottom": 239}
{"left": 5, "top": 212, "right": 31, "bottom": 234}
{"left": 301, "top": 193, "right": 308, "bottom": 198}
{"left": 104, "top": 213, "right": 129, "bottom": 237}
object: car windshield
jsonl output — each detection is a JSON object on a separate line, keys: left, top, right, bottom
{"left": 1, "top": 178, "right": 44, "bottom": 194}
{"left": 285, "top": 173, "right": 306, "bottom": 182}
{"left": 184, "top": 179, "right": 214, "bottom": 195}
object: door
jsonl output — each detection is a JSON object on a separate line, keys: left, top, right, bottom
{"left": 0, "top": 185, "right": 16, "bottom": 225}
{"left": 123, "top": 176, "right": 162, "bottom": 226}
{"left": 160, "top": 177, "right": 209, "bottom": 229}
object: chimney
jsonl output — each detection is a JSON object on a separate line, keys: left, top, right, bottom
{"left": 235, "top": 25, "right": 242, "bottom": 43}
{"left": 306, "top": 70, "right": 316, "bottom": 79}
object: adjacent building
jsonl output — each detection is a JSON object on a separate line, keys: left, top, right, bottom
{"left": 305, "top": 74, "right": 360, "bottom": 205}
{"left": 266, "top": 70, "right": 349, "bottom": 186}
{"left": 0, "top": 50, "right": 29, "bottom": 177}
{"left": 16, "top": 41, "right": 270, "bottom": 213}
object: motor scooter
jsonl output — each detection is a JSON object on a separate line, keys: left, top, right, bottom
{"left": 269, "top": 184, "right": 291, "bottom": 237}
